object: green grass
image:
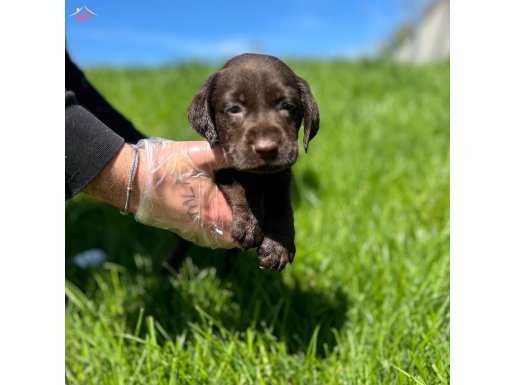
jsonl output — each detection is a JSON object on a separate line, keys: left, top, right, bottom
{"left": 66, "top": 60, "right": 449, "bottom": 384}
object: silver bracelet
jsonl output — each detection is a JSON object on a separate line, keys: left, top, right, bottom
{"left": 120, "top": 145, "right": 140, "bottom": 215}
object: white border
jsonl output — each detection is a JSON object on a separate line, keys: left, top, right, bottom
{"left": 2, "top": 1, "right": 515, "bottom": 384}
{"left": 0, "top": 2, "right": 64, "bottom": 385}
{"left": 451, "top": 1, "right": 515, "bottom": 384}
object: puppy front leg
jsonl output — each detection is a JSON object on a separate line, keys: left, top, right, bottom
{"left": 258, "top": 170, "right": 295, "bottom": 271}
{"left": 216, "top": 171, "right": 264, "bottom": 249}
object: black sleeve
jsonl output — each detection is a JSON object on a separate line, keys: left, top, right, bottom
{"left": 65, "top": 50, "right": 147, "bottom": 199}
{"left": 65, "top": 91, "right": 125, "bottom": 199}
{"left": 65, "top": 50, "right": 145, "bottom": 144}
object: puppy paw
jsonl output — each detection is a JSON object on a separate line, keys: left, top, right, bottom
{"left": 232, "top": 215, "right": 263, "bottom": 249}
{"left": 258, "top": 237, "right": 295, "bottom": 272}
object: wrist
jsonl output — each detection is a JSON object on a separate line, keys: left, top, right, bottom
{"left": 85, "top": 143, "right": 142, "bottom": 213}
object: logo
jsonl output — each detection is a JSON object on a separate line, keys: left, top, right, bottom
{"left": 69, "top": 6, "right": 97, "bottom": 22}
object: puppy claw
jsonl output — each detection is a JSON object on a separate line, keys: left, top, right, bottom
{"left": 258, "top": 255, "right": 275, "bottom": 270}
{"left": 277, "top": 255, "right": 290, "bottom": 272}
{"left": 258, "top": 238, "right": 295, "bottom": 272}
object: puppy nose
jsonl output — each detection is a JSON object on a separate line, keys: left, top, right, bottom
{"left": 253, "top": 138, "right": 278, "bottom": 159}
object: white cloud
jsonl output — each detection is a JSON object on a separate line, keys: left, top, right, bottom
{"left": 184, "top": 38, "right": 256, "bottom": 58}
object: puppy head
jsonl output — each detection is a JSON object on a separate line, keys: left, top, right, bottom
{"left": 188, "top": 53, "right": 320, "bottom": 172}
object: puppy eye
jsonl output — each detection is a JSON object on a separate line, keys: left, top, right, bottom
{"left": 226, "top": 105, "right": 242, "bottom": 114}
{"left": 279, "top": 101, "right": 296, "bottom": 112}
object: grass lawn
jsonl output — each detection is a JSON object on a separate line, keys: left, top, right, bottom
{"left": 66, "top": 60, "right": 449, "bottom": 384}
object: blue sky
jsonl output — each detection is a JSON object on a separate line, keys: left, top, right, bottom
{"left": 66, "top": 0, "right": 428, "bottom": 67}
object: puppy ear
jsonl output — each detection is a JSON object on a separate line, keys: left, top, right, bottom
{"left": 187, "top": 72, "right": 218, "bottom": 146}
{"left": 297, "top": 76, "right": 320, "bottom": 152}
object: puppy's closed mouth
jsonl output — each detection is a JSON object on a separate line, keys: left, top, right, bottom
{"left": 240, "top": 164, "right": 289, "bottom": 174}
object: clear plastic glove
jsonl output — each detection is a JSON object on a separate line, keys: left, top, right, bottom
{"left": 134, "top": 138, "right": 237, "bottom": 249}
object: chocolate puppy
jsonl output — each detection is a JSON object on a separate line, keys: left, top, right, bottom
{"left": 188, "top": 53, "right": 320, "bottom": 271}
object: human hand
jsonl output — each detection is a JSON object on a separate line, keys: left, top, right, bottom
{"left": 85, "top": 138, "right": 237, "bottom": 249}
{"left": 133, "top": 138, "right": 237, "bottom": 249}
